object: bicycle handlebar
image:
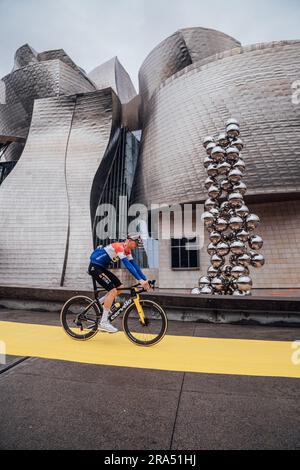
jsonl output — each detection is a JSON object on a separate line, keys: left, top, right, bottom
{"left": 118, "top": 279, "right": 156, "bottom": 293}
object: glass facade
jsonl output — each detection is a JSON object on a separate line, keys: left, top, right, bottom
{"left": 0, "top": 142, "right": 17, "bottom": 186}
{"left": 0, "top": 162, "right": 16, "bottom": 186}
{"left": 93, "top": 127, "right": 149, "bottom": 267}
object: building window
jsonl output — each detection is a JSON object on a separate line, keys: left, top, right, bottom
{"left": 171, "top": 238, "right": 200, "bottom": 270}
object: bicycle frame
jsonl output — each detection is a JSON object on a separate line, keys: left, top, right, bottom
{"left": 83, "top": 280, "right": 149, "bottom": 326}
{"left": 107, "top": 287, "right": 145, "bottom": 324}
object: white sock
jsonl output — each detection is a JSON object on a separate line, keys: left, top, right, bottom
{"left": 101, "top": 307, "right": 110, "bottom": 323}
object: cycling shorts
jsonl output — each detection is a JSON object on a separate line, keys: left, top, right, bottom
{"left": 88, "top": 263, "right": 122, "bottom": 292}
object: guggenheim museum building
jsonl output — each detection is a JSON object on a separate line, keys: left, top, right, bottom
{"left": 0, "top": 27, "right": 299, "bottom": 291}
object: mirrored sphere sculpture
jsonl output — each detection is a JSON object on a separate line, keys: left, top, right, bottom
{"left": 196, "top": 119, "right": 265, "bottom": 295}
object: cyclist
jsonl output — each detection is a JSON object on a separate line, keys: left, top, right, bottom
{"left": 88, "top": 234, "right": 150, "bottom": 333}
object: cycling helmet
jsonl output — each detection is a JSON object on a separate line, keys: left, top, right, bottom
{"left": 127, "top": 233, "right": 143, "bottom": 246}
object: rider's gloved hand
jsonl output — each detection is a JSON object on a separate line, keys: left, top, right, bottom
{"left": 139, "top": 280, "right": 151, "bottom": 291}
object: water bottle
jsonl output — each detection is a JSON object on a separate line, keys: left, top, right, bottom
{"left": 110, "top": 302, "right": 122, "bottom": 314}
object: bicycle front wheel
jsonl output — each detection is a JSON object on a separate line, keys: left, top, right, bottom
{"left": 122, "top": 300, "right": 168, "bottom": 347}
{"left": 60, "top": 296, "right": 101, "bottom": 341}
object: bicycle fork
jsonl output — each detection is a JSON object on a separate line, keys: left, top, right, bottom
{"left": 132, "top": 289, "right": 146, "bottom": 325}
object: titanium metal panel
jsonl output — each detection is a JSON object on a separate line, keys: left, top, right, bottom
{"left": 138, "top": 27, "right": 241, "bottom": 106}
{"left": 0, "top": 96, "right": 74, "bottom": 287}
{"left": 180, "top": 27, "right": 241, "bottom": 62}
{"left": 12, "top": 44, "right": 38, "bottom": 71}
{"left": 38, "top": 50, "right": 85, "bottom": 74}
{"left": 133, "top": 41, "right": 300, "bottom": 206}
{"left": 89, "top": 57, "right": 137, "bottom": 104}
{"left": 0, "top": 56, "right": 95, "bottom": 162}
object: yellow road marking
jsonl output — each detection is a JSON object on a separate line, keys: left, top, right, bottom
{"left": 0, "top": 321, "right": 299, "bottom": 379}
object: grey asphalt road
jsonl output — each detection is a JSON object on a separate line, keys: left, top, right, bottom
{"left": 0, "top": 308, "right": 300, "bottom": 450}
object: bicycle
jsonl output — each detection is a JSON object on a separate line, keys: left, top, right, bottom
{"left": 60, "top": 280, "right": 168, "bottom": 347}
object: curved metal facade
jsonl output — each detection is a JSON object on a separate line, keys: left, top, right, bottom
{"left": 0, "top": 89, "right": 121, "bottom": 288}
{"left": 133, "top": 40, "right": 300, "bottom": 206}
{"left": 89, "top": 57, "right": 137, "bottom": 104}
{"left": 0, "top": 47, "right": 95, "bottom": 162}
{"left": 0, "top": 96, "right": 73, "bottom": 287}
{"left": 0, "top": 45, "right": 123, "bottom": 288}
{"left": 139, "top": 27, "right": 241, "bottom": 106}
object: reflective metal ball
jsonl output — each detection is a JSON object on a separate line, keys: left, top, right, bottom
{"left": 211, "top": 254, "right": 225, "bottom": 269}
{"left": 236, "top": 230, "right": 250, "bottom": 242}
{"left": 208, "top": 185, "right": 221, "bottom": 199}
{"left": 226, "top": 146, "right": 240, "bottom": 162}
{"left": 206, "top": 142, "right": 216, "bottom": 156}
{"left": 204, "top": 156, "right": 213, "bottom": 169}
{"left": 215, "top": 218, "right": 228, "bottom": 232}
{"left": 210, "top": 231, "right": 222, "bottom": 245}
{"left": 228, "top": 192, "right": 244, "bottom": 208}
{"left": 234, "top": 159, "right": 246, "bottom": 173}
{"left": 201, "top": 211, "right": 215, "bottom": 227}
{"left": 226, "top": 118, "right": 240, "bottom": 127}
{"left": 236, "top": 204, "right": 250, "bottom": 218}
{"left": 221, "top": 179, "right": 232, "bottom": 192}
{"left": 199, "top": 276, "right": 211, "bottom": 288}
{"left": 231, "top": 265, "right": 245, "bottom": 279}
{"left": 246, "top": 214, "right": 260, "bottom": 231}
{"left": 211, "top": 146, "right": 225, "bottom": 162}
{"left": 233, "top": 182, "right": 247, "bottom": 196}
{"left": 230, "top": 240, "right": 246, "bottom": 255}
{"left": 226, "top": 124, "right": 240, "bottom": 139}
{"left": 237, "top": 253, "right": 251, "bottom": 266}
{"left": 200, "top": 286, "right": 214, "bottom": 295}
{"left": 207, "top": 266, "right": 219, "bottom": 278}
{"left": 191, "top": 288, "right": 201, "bottom": 295}
{"left": 249, "top": 235, "right": 264, "bottom": 250}
{"left": 221, "top": 264, "right": 232, "bottom": 278}
{"left": 216, "top": 242, "right": 230, "bottom": 257}
{"left": 205, "top": 176, "right": 216, "bottom": 190}
{"left": 220, "top": 201, "right": 231, "bottom": 212}
{"left": 229, "top": 216, "right": 244, "bottom": 231}
{"left": 218, "top": 162, "right": 231, "bottom": 175}
{"left": 217, "top": 133, "right": 229, "bottom": 147}
{"left": 203, "top": 136, "right": 215, "bottom": 148}
{"left": 205, "top": 198, "right": 218, "bottom": 211}
{"left": 207, "top": 242, "right": 217, "bottom": 256}
{"left": 232, "top": 138, "right": 244, "bottom": 151}
{"left": 237, "top": 276, "right": 253, "bottom": 292}
{"left": 212, "top": 277, "right": 224, "bottom": 292}
{"left": 228, "top": 169, "right": 243, "bottom": 184}
{"left": 207, "top": 163, "right": 219, "bottom": 177}
{"left": 209, "top": 207, "right": 220, "bottom": 218}
{"left": 232, "top": 290, "right": 246, "bottom": 296}
{"left": 251, "top": 253, "right": 265, "bottom": 268}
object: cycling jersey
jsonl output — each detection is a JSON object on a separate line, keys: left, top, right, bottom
{"left": 90, "top": 242, "right": 147, "bottom": 282}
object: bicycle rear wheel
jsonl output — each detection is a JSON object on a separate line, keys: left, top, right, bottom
{"left": 60, "top": 296, "right": 101, "bottom": 341}
{"left": 122, "top": 300, "right": 168, "bottom": 346}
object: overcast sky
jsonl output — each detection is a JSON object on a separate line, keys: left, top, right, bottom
{"left": 0, "top": 0, "right": 299, "bottom": 90}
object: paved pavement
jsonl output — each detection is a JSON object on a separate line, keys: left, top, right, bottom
{"left": 0, "top": 308, "right": 300, "bottom": 450}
